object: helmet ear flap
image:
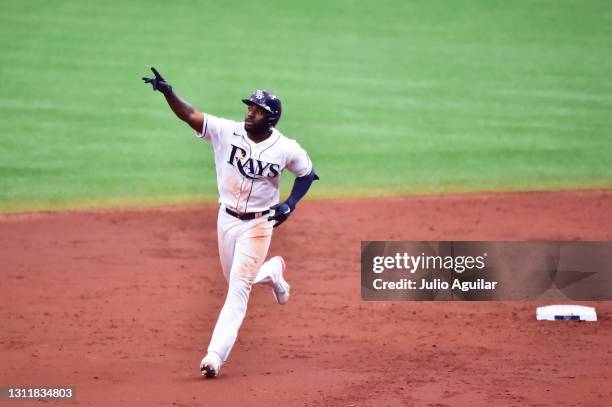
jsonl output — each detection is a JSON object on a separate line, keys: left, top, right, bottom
{"left": 268, "top": 114, "right": 280, "bottom": 127}
{"left": 265, "top": 95, "right": 282, "bottom": 127}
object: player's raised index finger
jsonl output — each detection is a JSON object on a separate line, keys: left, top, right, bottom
{"left": 151, "top": 67, "right": 164, "bottom": 80}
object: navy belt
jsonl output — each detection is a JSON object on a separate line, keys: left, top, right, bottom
{"left": 225, "top": 207, "right": 270, "bottom": 221}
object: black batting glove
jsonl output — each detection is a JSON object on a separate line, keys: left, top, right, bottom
{"left": 268, "top": 202, "right": 293, "bottom": 228}
{"left": 142, "top": 67, "right": 173, "bottom": 95}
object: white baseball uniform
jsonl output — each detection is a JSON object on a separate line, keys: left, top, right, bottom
{"left": 196, "top": 113, "right": 313, "bottom": 363}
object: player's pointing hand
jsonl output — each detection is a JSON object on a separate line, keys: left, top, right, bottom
{"left": 142, "top": 66, "right": 173, "bottom": 95}
{"left": 268, "top": 202, "right": 293, "bottom": 228}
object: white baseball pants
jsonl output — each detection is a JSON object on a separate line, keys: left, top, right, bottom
{"left": 206, "top": 206, "right": 283, "bottom": 362}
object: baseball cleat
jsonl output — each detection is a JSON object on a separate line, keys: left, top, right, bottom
{"left": 271, "top": 256, "right": 290, "bottom": 305}
{"left": 200, "top": 352, "right": 222, "bottom": 378}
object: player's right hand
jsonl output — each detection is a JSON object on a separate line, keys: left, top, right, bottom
{"left": 142, "top": 67, "right": 173, "bottom": 95}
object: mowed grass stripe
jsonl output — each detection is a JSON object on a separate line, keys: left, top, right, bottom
{"left": 1, "top": 0, "right": 611, "bottom": 212}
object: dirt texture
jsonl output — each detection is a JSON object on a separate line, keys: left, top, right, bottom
{"left": 1, "top": 190, "right": 612, "bottom": 407}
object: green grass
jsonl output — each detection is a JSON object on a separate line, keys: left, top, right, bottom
{"left": 1, "top": 0, "right": 611, "bottom": 212}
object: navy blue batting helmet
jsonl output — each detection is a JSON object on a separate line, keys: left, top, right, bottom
{"left": 242, "top": 89, "right": 282, "bottom": 127}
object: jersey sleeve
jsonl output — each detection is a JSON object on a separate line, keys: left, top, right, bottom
{"left": 285, "top": 140, "right": 313, "bottom": 178}
{"left": 195, "top": 113, "right": 227, "bottom": 146}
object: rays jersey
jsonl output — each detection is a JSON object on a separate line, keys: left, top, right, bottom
{"left": 196, "top": 114, "right": 313, "bottom": 213}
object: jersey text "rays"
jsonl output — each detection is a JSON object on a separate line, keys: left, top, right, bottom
{"left": 227, "top": 144, "right": 280, "bottom": 180}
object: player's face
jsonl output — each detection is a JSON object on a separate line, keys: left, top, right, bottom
{"left": 244, "top": 104, "right": 269, "bottom": 133}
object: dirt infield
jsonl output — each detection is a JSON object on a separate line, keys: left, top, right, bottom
{"left": 2, "top": 190, "right": 612, "bottom": 407}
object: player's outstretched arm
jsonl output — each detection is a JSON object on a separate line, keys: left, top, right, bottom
{"left": 142, "top": 67, "right": 204, "bottom": 132}
{"left": 164, "top": 91, "right": 204, "bottom": 133}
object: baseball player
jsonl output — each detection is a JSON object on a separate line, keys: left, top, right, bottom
{"left": 142, "top": 67, "right": 318, "bottom": 378}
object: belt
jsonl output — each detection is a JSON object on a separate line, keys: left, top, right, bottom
{"left": 225, "top": 207, "right": 270, "bottom": 221}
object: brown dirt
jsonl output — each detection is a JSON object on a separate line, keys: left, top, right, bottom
{"left": 1, "top": 190, "right": 612, "bottom": 407}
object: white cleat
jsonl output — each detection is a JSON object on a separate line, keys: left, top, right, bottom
{"left": 200, "top": 352, "right": 222, "bottom": 378}
{"left": 271, "top": 256, "right": 290, "bottom": 305}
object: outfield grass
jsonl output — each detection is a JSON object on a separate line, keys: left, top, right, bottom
{"left": 1, "top": 0, "right": 611, "bottom": 212}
